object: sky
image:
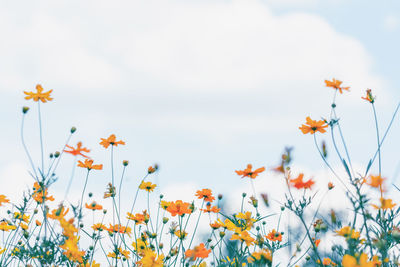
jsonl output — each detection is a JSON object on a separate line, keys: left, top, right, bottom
{"left": 0, "top": 0, "right": 400, "bottom": 263}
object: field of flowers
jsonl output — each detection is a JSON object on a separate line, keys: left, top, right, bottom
{"left": 0, "top": 80, "right": 399, "bottom": 266}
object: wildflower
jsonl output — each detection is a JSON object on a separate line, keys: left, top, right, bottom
{"left": 160, "top": 200, "right": 170, "bottom": 210}
{"left": 361, "top": 89, "right": 375, "bottom": 103}
{"left": 107, "top": 248, "right": 131, "bottom": 259}
{"left": 100, "top": 134, "right": 125, "bottom": 149}
{"left": 210, "top": 219, "right": 224, "bottom": 230}
{"left": 48, "top": 206, "right": 69, "bottom": 220}
{"left": 230, "top": 231, "right": 255, "bottom": 246}
{"left": 127, "top": 210, "right": 149, "bottom": 225}
{"left": 289, "top": 173, "right": 315, "bottom": 190}
{"left": 342, "top": 253, "right": 379, "bottom": 267}
{"left": 77, "top": 159, "right": 103, "bottom": 171}
{"left": 314, "top": 238, "right": 321, "bottom": 247}
{"left": 85, "top": 201, "right": 103, "bottom": 211}
{"left": 236, "top": 211, "right": 256, "bottom": 230}
{"left": 139, "top": 181, "right": 157, "bottom": 193}
{"left": 148, "top": 165, "right": 158, "bottom": 174}
{"left": 247, "top": 249, "right": 272, "bottom": 264}
{"left": 64, "top": 142, "right": 90, "bottom": 158}
{"left": 166, "top": 200, "right": 192, "bottom": 217}
{"left": 266, "top": 229, "right": 282, "bottom": 242}
{"left": 299, "top": 117, "right": 328, "bottom": 134}
{"left": 195, "top": 189, "right": 215, "bottom": 202}
{"left": 91, "top": 223, "right": 106, "bottom": 231}
{"left": 0, "top": 221, "right": 17, "bottom": 232}
{"left": 322, "top": 258, "right": 336, "bottom": 266}
{"left": 174, "top": 230, "right": 188, "bottom": 240}
{"left": 35, "top": 220, "right": 42, "bottom": 226}
{"left": 328, "top": 182, "right": 334, "bottom": 190}
{"left": 14, "top": 212, "right": 30, "bottom": 223}
{"left": 24, "top": 84, "right": 53, "bottom": 103}
{"left": 336, "top": 226, "right": 360, "bottom": 240}
{"left": 200, "top": 203, "right": 220, "bottom": 213}
{"left": 364, "top": 175, "right": 385, "bottom": 189}
{"left": 136, "top": 250, "right": 164, "bottom": 267}
{"left": 59, "top": 236, "right": 85, "bottom": 263}
{"left": 0, "top": 195, "right": 10, "bottom": 206}
{"left": 104, "top": 183, "right": 116, "bottom": 198}
{"left": 185, "top": 243, "right": 211, "bottom": 261}
{"left": 325, "top": 78, "right": 350, "bottom": 94}
{"left": 106, "top": 224, "right": 132, "bottom": 236}
{"left": 372, "top": 198, "right": 396, "bottom": 210}
{"left": 235, "top": 164, "right": 265, "bottom": 179}
{"left": 79, "top": 261, "right": 100, "bottom": 267}
{"left": 32, "top": 182, "right": 55, "bottom": 203}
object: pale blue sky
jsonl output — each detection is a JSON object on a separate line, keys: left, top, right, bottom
{"left": 1, "top": 0, "right": 399, "bottom": 203}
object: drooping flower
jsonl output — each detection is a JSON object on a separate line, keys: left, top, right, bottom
{"left": 289, "top": 173, "right": 315, "bottom": 190}
{"left": 64, "top": 142, "right": 90, "bottom": 158}
{"left": 195, "top": 189, "right": 215, "bottom": 202}
{"left": 139, "top": 181, "right": 157, "bottom": 192}
{"left": 77, "top": 159, "right": 103, "bottom": 171}
{"left": 325, "top": 79, "right": 350, "bottom": 94}
{"left": 185, "top": 243, "right": 211, "bottom": 261}
{"left": 299, "top": 117, "right": 328, "bottom": 134}
{"left": 100, "top": 134, "right": 125, "bottom": 149}
{"left": 361, "top": 89, "right": 375, "bottom": 103}
{"left": 235, "top": 164, "right": 265, "bottom": 179}
{"left": 85, "top": 201, "right": 103, "bottom": 211}
{"left": 24, "top": 84, "right": 53, "bottom": 103}
{"left": 104, "top": 183, "right": 116, "bottom": 198}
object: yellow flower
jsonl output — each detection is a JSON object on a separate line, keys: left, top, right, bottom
{"left": 139, "top": 181, "right": 157, "bottom": 192}
{"left": 24, "top": 84, "right": 53, "bottom": 103}
{"left": 230, "top": 231, "right": 255, "bottom": 246}
{"left": 136, "top": 250, "right": 164, "bottom": 267}
{"left": 342, "top": 253, "right": 379, "bottom": 267}
{"left": 336, "top": 226, "right": 360, "bottom": 240}
{"left": 247, "top": 249, "right": 272, "bottom": 264}
{"left": 107, "top": 248, "right": 130, "bottom": 259}
{"left": 0, "top": 221, "right": 17, "bottom": 232}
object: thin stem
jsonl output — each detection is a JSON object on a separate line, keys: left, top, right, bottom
{"left": 37, "top": 102, "right": 44, "bottom": 173}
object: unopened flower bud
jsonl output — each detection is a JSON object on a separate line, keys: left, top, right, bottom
{"left": 70, "top": 127, "right": 77, "bottom": 134}
{"left": 22, "top": 106, "right": 30, "bottom": 114}
{"left": 54, "top": 151, "right": 60, "bottom": 158}
{"left": 123, "top": 160, "right": 129, "bottom": 166}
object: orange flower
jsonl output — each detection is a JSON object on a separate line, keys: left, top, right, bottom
{"left": 185, "top": 243, "right": 211, "bottom": 261}
{"left": 0, "top": 195, "right": 10, "bottom": 206}
{"left": 100, "top": 134, "right": 125, "bottom": 149}
{"left": 77, "top": 159, "right": 103, "bottom": 171}
{"left": 166, "top": 200, "right": 192, "bottom": 217}
{"left": 266, "top": 229, "right": 282, "bottom": 242}
{"left": 328, "top": 182, "right": 334, "bottom": 190}
{"left": 127, "top": 210, "right": 149, "bottom": 225}
{"left": 106, "top": 224, "right": 131, "bottom": 236}
{"left": 289, "top": 173, "right": 315, "bottom": 190}
{"left": 299, "top": 117, "right": 328, "bottom": 134}
{"left": 24, "top": 84, "right": 53, "bottom": 103}
{"left": 325, "top": 78, "right": 350, "bottom": 94}
{"left": 235, "top": 164, "right": 265, "bottom": 179}
{"left": 361, "top": 89, "right": 375, "bottom": 103}
{"left": 85, "top": 201, "right": 103, "bottom": 211}
{"left": 35, "top": 220, "right": 42, "bottom": 226}
{"left": 64, "top": 142, "right": 90, "bottom": 158}
{"left": 372, "top": 198, "right": 396, "bottom": 210}
{"left": 200, "top": 203, "right": 220, "bottom": 213}
{"left": 47, "top": 206, "right": 69, "bottom": 220}
{"left": 92, "top": 223, "right": 107, "bottom": 231}
{"left": 364, "top": 175, "right": 385, "bottom": 189}
{"left": 230, "top": 231, "right": 255, "bottom": 246}
{"left": 139, "top": 181, "right": 157, "bottom": 192}
{"left": 314, "top": 238, "right": 321, "bottom": 247}
{"left": 32, "top": 182, "right": 55, "bottom": 203}
{"left": 195, "top": 189, "right": 215, "bottom": 202}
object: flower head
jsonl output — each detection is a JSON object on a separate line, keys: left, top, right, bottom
{"left": 64, "top": 142, "right": 90, "bottom": 158}
{"left": 266, "top": 229, "right": 282, "bottom": 242}
{"left": 0, "top": 195, "right": 10, "bottom": 206}
{"left": 24, "top": 84, "right": 53, "bottom": 103}
{"left": 166, "top": 200, "right": 192, "bottom": 217}
{"left": 325, "top": 79, "right": 350, "bottom": 94}
{"left": 77, "top": 159, "right": 103, "bottom": 171}
{"left": 361, "top": 89, "right": 375, "bottom": 103}
{"left": 372, "top": 198, "right": 396, "bottom": 210}
{"left": 100, "top": 134, "right": 125, "bottom": 149}
{"left": 299, "top": 116, "right": 328, "bottom": 134}
{"left": 289, "top": 173, "right": 315, "bottom": 190}
{"left": 185, "top": 243, "right": 211, "bottom": 261}
{"left": 195, "top": 189, "right": 215, "bottom": 202}
{"left": 85, "top": 201, "right": 103, "bottom": 211}
{"left": 235, "top": 164, "right": 265, "bottom": 179}
{"left": 139, "top": 181, "right": 157, "bottom": 193}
